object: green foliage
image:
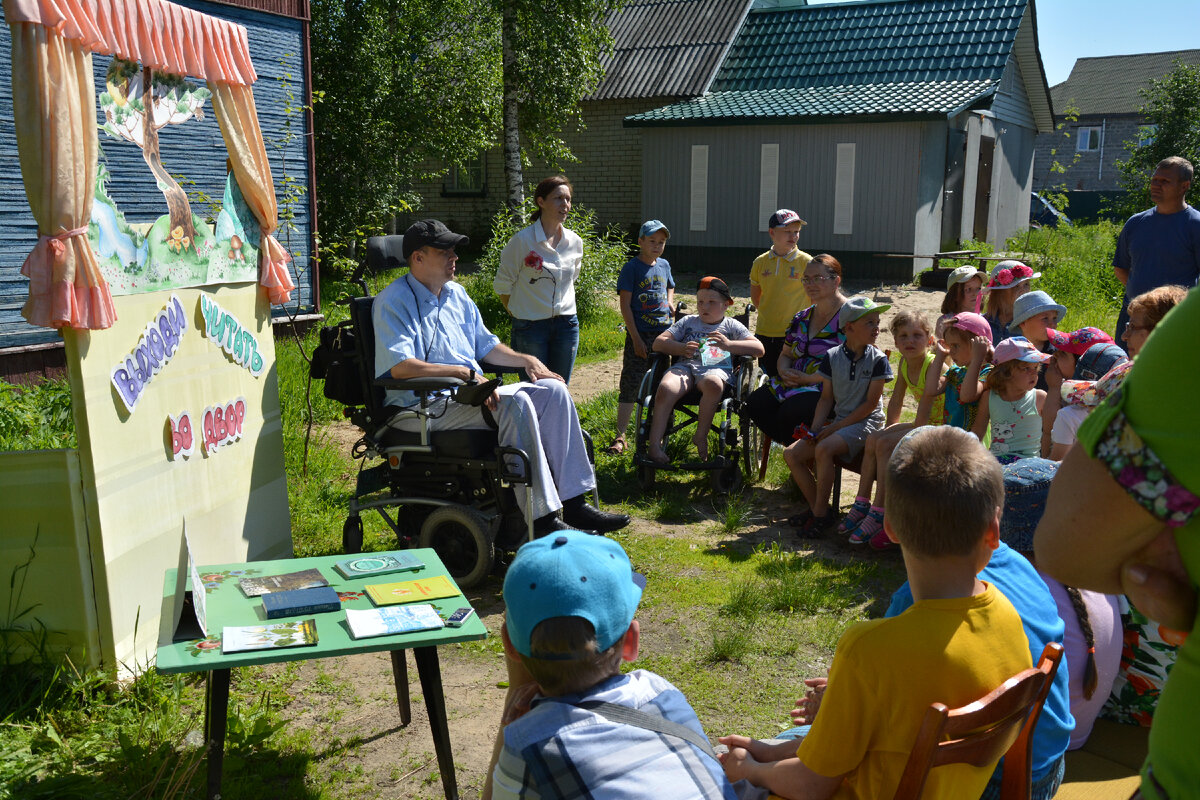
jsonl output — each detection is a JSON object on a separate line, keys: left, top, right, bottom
{"left": 464, "top": 200, "right": 631, "bottom": 336}
{"left": 1004, "top": 222, "right": 1124, "bottom": 332}
{"left": 502, "top": 0, "right": 623, "bottom": 170}
{"left": 0, "top": 380, "right": 76, "bottom": 452}
{"left": 310, "top": 0, "right": 501, "bottom": 241}
{"left": 1115, "top": 61, "right": 1200, "bottom": 219}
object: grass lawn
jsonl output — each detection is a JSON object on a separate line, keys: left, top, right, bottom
{"left": 0, "top": 224, "right": 1123, "bottom": 797}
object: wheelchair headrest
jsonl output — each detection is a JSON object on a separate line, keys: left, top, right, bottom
{"left": 365, "top": 236, "right": 405, "bottom": 274}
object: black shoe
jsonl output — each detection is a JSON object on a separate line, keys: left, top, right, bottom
{"left": 562, "top": 501, "right": 630, "bottom": 534}
{"left": 534, "top": 513, "right": 596, "bottom": 538}
{"left": 796, "top": 513, "right": 835, "bottom": 538}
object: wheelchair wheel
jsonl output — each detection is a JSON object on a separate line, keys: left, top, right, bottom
{"left": 419, "top": 506, "right": 495, "bottom": 589}
{"left": 739, "top": 408, "right": 763, "bottom": 482}
{"left": 711, "top": 461, "right": 743, "bottom": 494}
{"left": 342, "top": 515, "right": 364, "bottom": 554}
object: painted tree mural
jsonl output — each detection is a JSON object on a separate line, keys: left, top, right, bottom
{"left": 99, "top": 58, "right": 212, "bottom": 255}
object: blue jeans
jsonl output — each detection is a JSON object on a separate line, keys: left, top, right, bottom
{"left": 510, "top": 315, "right": 580, "bottom": 384}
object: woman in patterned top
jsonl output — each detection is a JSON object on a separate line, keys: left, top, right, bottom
{"left": 745, "top": 254, "right": 848, "bottom": 445}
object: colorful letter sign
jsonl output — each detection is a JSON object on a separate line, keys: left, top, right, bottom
{"left": 200, "top": 295, "right": 264, "bottom": 376}
{"left": 110, "top": 294, "right": 187, "bottom": 413}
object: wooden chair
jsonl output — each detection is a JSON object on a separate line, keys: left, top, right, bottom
{"left": 892, "top": 642, "right": 1064, "bottom": 800}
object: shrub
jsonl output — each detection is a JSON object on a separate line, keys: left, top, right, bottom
{"left": 0, "top": 379, "right": 76, "bottom": 452}
{"left": 1006, "top": 222, "right": 1123, "bottom": 331}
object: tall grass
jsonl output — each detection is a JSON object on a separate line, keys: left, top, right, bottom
{"left": 1006, "top": 222, "right": 1123, "bottom": 332}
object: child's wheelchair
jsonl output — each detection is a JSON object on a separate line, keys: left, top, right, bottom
{"left": 310, "top": 236, "right": 596, "bottom": 588}
{"left": 630, "top": 305, "right": 765, "bottom": 493}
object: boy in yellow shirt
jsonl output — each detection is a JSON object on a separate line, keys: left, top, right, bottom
{"left": 750, "top": 209, "right": 812, "bottom": 377}
{"left": 719, "top": 426, "right": 1032, "bottom": 800}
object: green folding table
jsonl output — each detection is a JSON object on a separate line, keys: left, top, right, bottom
{"left": 156, "top": 549, "right": 487, "bottom": 800}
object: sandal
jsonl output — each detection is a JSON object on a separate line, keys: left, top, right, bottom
{"left": 604, "top": 437, "right": 627, "bottom": 455}
{"left": 786, "top": 510, "right": 814, "bottom": 528}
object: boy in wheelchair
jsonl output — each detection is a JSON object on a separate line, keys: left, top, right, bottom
{"left": 372, "top": 220, "right": 629, "bottom": 539}
{"left": 645, "top": 277, "right": 764, "bottom": 464}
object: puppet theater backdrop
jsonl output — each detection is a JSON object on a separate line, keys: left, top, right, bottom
{"left": 0, "top": 0, "right": 305, "bottom": 673}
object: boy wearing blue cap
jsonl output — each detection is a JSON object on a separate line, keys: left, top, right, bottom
{"left": 487, "top": 531, "right": 763, "bottom": 799}
{"left": 610, "top": 221, "right": 676, "bottom": 454}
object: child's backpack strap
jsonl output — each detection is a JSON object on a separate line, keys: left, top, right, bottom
{"left": 573, "top": 700, "right": 717, "bottom": 760}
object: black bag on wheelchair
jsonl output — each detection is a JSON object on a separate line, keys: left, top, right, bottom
{"left": 310, "top": 320, "right": 364, "bottom": 406}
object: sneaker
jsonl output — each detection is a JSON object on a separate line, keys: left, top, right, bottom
{"left": 796, "top": 513, "right": 835, "bottom": 538}
{"left": 852, "top": 512, "right": 884, "bottom": 545}
{"left": 846, "top": 522, "right": 871, "bottom": 545}
{"left": 868, "top": 527, "right": 895, "bottom": 550}
{"left": 836, "top": 502, "right": 870, "bottom": 535}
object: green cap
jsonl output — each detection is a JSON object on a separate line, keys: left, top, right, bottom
{"left": 840, "top": 296, "right": 891, "bottom": 327}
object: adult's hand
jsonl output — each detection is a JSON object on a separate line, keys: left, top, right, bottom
{"left": 1122, "top": 528, "right": 1197, "bottom": 634}
{"left": 778, "top": 366, "right": 805, "bottom": 387}
{"left": 525, "top": 357, "right": 564, "bottom": 383}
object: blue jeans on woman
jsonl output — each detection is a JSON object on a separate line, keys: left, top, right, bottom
{"left": 510, "top": 315, "right": 579, "bottom": 384}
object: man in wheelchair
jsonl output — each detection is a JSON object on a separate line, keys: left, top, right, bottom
{"left": 372, "top": 219, "right": 629, "bottom": 537}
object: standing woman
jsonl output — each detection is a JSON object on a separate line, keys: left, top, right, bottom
{"left": 745, "top": 254, "right": 850, "bottom": 445}
{"left": 495, "top": 176, "right": 583, "bottom": 383}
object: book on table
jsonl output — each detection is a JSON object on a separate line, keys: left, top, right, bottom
{"left": 238, "top": 568, "right": 329, "bottom": 597}
{"left": 365, "top": 575, "right": 460, "bottom": 606}
{"left": 221, "top": 619, "right": 319, "bottom": 653}
{"left": 261, "top": 586, "right": 342, "bottom": 619}
{"left": 345, "top": 604, "right": 446, "bottom": 639}
{"left": 333, "top": 552, "right": 425, "bottom": 580}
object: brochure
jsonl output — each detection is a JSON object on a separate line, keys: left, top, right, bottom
{"left": 221, "top": 619, "right": 319, "bottom": 653}
{"left": 345, "top": 605, "right": 446, "bottom": 639}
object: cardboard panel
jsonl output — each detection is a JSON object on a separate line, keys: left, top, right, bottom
{"left": 0, "top": 449, "right": 101, "bottom": 665}
{"left": 64, "top": 283, "right": 291, "bottom": 670}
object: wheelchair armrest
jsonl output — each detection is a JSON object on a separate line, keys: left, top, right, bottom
{"left": 374, "top": 375, "right": 466, "bottom": 392}
{"left": 479, "top": 360, "right": 523, "bottom": 377}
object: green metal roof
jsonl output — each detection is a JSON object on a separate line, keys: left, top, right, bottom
{"left": 625, "top": 79, "right": 997, "bottom": 126}
{"left": 624, "top": 0, "right": 1032, "bottom": 126}
{"left": 712, "top": 0, "right": 1027, "bottom": 92}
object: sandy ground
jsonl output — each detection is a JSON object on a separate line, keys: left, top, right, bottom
{"left": 287, "top": 276, "right": 947, "bottom": 799}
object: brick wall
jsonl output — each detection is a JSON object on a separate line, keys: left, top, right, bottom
{"left": 1033, "top": 114, "right": 1146, "bottom": 193}
{"left": 408, "top": 96, "right": 678, "bottom": 246}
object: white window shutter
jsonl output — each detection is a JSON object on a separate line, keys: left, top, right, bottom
{"left": 758, "top": 143, "right": 780, "bottom": 232}
{"left": 834, "top": 143, "right": 855, "bottom": 235}
{"left": 690, "top": 145, "right": 709, "bottom": 232}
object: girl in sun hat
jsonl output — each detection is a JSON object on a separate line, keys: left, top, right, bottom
{"left": 971, "top": 336, "right": 1050, "bottom": 463}
{"left": 979, "top": 260, "right": 1040, "bottom": 344}
{"left": 1010, "top": 289, "right": 1068, "bottom": 393}
{"left": 936, "top": 266, "right": 986, "bottom": 337}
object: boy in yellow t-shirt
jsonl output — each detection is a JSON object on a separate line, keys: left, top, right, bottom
{"left": 749, "top": 209, "right": 812, "bottom": 378}
{"left": 719, "top": 426, "right": 1032, "bottom": 800}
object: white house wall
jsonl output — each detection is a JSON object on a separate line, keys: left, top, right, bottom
{"left": 641, "top": 122, "right": 923, "bottom": 254}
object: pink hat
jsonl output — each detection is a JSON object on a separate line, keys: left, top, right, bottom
{"left": 994, "top": 336, "right": 1053, "bottom": 365}
{"left": 945, "top": 312, "right": 992, "bottom": 341}
{"left": 1045, "top": 326, "right": 1113, "bottom": 355}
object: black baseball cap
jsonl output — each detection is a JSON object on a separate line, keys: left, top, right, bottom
{"left": 697, "top": 276, "right": 733, "bottom": 303}
{"left": 402, "top": 219, "right": 469, "bottom": 260}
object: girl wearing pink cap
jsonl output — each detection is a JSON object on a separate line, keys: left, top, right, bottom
{"left": 971, "top": 336, "right": 1050, "bottom": 462}
{"left": 929, "top": 312, "right": 995, "bottom": 433}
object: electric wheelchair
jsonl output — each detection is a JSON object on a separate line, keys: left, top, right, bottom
{"left": 312, "top": 235, "right": 596, "bottom": 588}
{"left": 630, "top": 304, "right": 766, "bottom": 493}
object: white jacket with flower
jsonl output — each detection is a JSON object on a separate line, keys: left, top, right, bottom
{"left": 495, "top": 220, "right": 583, "bottom": 320}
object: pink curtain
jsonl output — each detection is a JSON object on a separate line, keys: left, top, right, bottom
{"left": 210, "top": 82, "right": 296, "bottom": 305}
{"left": 9, "top": 19, "right": 116, "bottom": 330}
{"left": 4, "top": 0, "right": 295, "bottom": 329}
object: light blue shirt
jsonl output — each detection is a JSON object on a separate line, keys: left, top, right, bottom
{"left": 372, "top": 274, "right": 500, "bottom": 408}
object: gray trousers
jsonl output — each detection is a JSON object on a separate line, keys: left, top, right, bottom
{"left": 388, "top": 379, "right": 595, "bottom": 519}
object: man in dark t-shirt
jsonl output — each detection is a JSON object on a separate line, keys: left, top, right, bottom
{"left": 1112, "top": 156, "right": 1200, "bottom": 350}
